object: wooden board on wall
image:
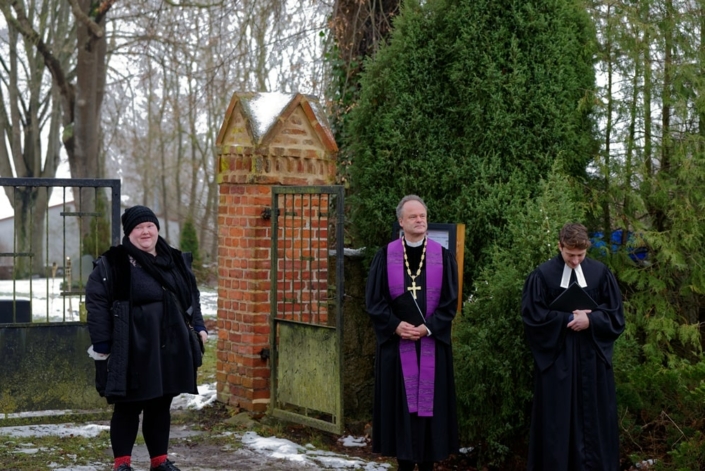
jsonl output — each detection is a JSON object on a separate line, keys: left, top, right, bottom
{"left": 454, "top": 224, "right": 465, "bottom": 314}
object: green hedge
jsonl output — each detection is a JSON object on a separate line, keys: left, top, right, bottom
{"left": 345, "top": 0, "right": 597, "bottom": 284}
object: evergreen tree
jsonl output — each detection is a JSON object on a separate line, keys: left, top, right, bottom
{"left": 180, "top": 217, "right": 201, "bottom": 270}
{"left": 606, "top": 143, "right": 705, "bottom": 466}
{"left": 345, "top": 0, "right": 598, "bottom": 282}
{"left": 453, "top": 161, "right": 585, "bottom": 465}
{"left": 82, "top": 194, "right": 111, "bottom": 259}
{"left": 587, "top": 0, "right": 705, "bottom": 464}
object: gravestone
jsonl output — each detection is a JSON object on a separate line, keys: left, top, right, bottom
{"left": 0, "top": 299, "right": 31, "bottom": 324}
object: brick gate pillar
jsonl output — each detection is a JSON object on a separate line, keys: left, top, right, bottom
{"left": 214, "top": 92, "right": 338, "bottom": 411}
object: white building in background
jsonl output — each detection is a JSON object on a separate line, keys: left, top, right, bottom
{"left": 0, "top": 201, "right": 180, "bottom": 280}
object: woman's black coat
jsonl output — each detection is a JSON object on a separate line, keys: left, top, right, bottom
{"left": 86, "top": 245, "right": 205, "bottom": 403}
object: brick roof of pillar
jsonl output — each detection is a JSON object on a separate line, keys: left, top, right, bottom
{"left": 216, "top": 92, "right": 338, "bottom": 153}
{"left": 216, "top": 92, "right": 338, "bottom": 185}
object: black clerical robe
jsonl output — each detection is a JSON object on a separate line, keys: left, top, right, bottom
{"left": 365, "top": 242, "right": 459, "bottom": 463}
{"left": 522, "top": 254, "right": 625, "bottom": 471}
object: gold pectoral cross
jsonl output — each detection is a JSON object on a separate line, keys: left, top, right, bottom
{"left": 407, "top": 280, "right": 421, "bottom": 299}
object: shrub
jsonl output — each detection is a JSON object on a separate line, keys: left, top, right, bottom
{"left": 453, "top": 162, "right": 585, "bottom": 466}
{"left": 180, "top": 217, "right": 201, "bottom": 271}
{"left": 345, "top": 0, "right": 597, "bottom": 285}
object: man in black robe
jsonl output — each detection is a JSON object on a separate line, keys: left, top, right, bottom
{"left": 522, "top": 223, "right": 625, "bottom": 471}
{"left": 366, "top": 195, "right": 459, "bottom": 471}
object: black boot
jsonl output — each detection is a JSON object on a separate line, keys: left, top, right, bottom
{"left": 397, "top": 459, "right": 416, "bottom": 471}
{"left": 150, "top": 459, "right": 181, "bottom": 471}
{"left": 418, "top": 462, "right": 435, "bottom": 471}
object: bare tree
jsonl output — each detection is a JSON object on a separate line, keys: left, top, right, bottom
{"left": 3, "top": 0, "right": 334, "bottom": 273}
{"left": 2, "top": 0, "right": 112, "bottom": 177}
{"left": 0, "top": 0, "right": 71, "bottom": 275}
{"left": 101, "top": 0, "right": 332, "bottom": 267}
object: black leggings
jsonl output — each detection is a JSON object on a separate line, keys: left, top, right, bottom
{"left": 111, "top": 396, "right": 174, "bottom": 458}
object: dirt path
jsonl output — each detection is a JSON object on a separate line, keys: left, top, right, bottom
{"left": 95, "top": 423, "right": 387, "bottom": 471}
{"left": 125, "top": 442, "right": 323, "bottom": 471}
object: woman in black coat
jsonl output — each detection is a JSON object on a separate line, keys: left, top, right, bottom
{"left": 86, "top": 206, "right": 207, "bottom": 471}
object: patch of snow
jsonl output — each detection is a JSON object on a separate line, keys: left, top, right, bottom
{"left": 171, "top": 383, "right": 217, "bottom": 410}
{"left": 242, "top": 431, "right": 391, "bottom": 470}
{"left": 242, "top": 431, "right": 307, "bottom": 461}
{"left": 339, "top": 435, "right": 367, "bottom": 447}
{"left": 0, "top": 423, "right": 109, "bottom": 438}
{"left": 242, "top": 92, "right": 295, "bottom": 143}
{"left": 306, "top": 97, "right": 334, "bottom": 132}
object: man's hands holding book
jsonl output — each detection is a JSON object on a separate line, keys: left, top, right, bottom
{"left": 396, "top": 321, "right": 429, "bottom": 340}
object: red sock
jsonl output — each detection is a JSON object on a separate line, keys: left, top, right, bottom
{"left": 114, "top": 456, "right": 131, "bottom": 469}
{"left": 150, "top": 455, "right": 168, "bottom": 468}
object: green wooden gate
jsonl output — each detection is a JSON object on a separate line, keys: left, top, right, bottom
{"left": 269, "top": 186, "right": 344, "bottom": 434}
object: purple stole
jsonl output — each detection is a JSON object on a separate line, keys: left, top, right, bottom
{"left": 387, "top": 238, "right": 443, "bottom": 417}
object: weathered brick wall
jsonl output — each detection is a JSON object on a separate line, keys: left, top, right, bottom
{"left": 215, "top": 93, "right": 337, "bottom": 412}
{"left": 216, "top": 184, "right": 273, "bottom": 411}
{"left": 274, "top": 194, "right": 330, "bottom": 326}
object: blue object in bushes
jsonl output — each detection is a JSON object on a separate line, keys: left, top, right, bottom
{"left": 590, "top": 229, "right": 648, "bottom": 262}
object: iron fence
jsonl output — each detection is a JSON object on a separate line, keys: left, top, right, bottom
{"left": 0, "top": 178, "right": 120, "bottom": 324}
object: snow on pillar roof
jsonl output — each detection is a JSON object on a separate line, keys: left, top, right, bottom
{"left": 216, "top": 92, "right": 338, "bottom": 185}
{"left": 216, "top": 92, "right": 337, "bottom": 151}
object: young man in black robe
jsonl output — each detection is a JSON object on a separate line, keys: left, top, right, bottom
{"left": 522, "top": 223, "right": 625, "bottom": 471}
{"left": 366, "top": 195, "right": 459, "bottom": 471}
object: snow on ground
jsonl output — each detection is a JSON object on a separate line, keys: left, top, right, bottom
{"left": 171, "top": 383, "right": 218, "bottom": 410}
{"left": 242, "top": 432, "right": 389, "bottom": 470}
{"left": 0, "top": 282, "right": 387, "bottom": 469}
{"left": 0, "top": 278, "right": 217, "bottom": 322}
{"left": 0, "top": 382, "right": 387, "bottom": 470}
{"left": 0, "top": 423, "right": 110, "bottom": 438}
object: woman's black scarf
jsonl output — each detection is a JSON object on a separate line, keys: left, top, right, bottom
{"left": 122, "top": 235, "right": 194, "bottom": 318}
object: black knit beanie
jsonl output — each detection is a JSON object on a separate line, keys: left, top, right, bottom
{"left": 122, "top": 205, "right": 160, "bottom": 236}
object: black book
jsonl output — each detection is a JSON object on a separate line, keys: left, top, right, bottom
{"left": 549, "top": 282, "right": 598, "bottom": 312}
{"left": 390, "top": 291, "right": 426, "bottom": 327}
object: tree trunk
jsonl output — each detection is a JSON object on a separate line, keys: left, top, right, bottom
{"left": 654, "top": 0, "right": 673, "bottom": 232}
{"left": 0, "top": 4, "right": 68, "bottom": 275}
{"left": 602, "top": 2, "right": 613, "bottom": 241}
{"left": 11, "top": 187, "right": 48, "bottom": 278}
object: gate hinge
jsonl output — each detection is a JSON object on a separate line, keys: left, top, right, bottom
{"left": 261, "top": 207, "right": 280, "bottom": 220}
{"left": 259, "top": 348, "right": 270, "bottom": 361}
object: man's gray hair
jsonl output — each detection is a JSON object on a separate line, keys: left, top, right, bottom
{"left": 396, "top": 195, "right": 428, "bottom": 219}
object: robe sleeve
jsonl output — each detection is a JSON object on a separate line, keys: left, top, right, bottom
{"left": 521, "top": 269, "right": 571, "bottom": 372}
{"left": 587, "top": 267, "right": 625, "bottom": 366}
{"left": 365, "top": 247, "right": 402, "bottom": 344}
{"left": 425, "top": 248, "right": 459, "bottom": 345}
